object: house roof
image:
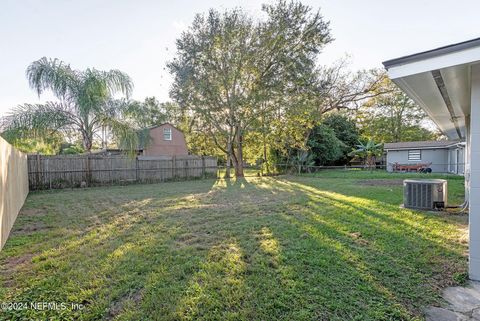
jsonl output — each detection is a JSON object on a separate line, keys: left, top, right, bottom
{"left": 145, "top": 123, "right": 184, "bottom": 133}
{"left": 383, "top": 37, "right": 480, "bottom": 69}
{"left": 384, "top": 140, "right": 462, "bottom": 151}
{"left": 382, "top": 37, "right": 480, "bottom": 140}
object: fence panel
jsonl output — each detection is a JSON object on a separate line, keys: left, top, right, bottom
{"left": 1, "top": 137, "right": 29, "bottom": 249}
{"left": 27, "top": 154, "right": 218, "bottom": 190}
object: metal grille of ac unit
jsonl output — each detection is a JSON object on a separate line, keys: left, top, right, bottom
{"left": 405, "top": 183, "right": 432, "bottom": 209}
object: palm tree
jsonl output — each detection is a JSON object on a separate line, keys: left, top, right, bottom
{"left": 350, "top": 140, "right": 384, "bottom": 170}
{"left": 1, "top": 57, "right": 138, "bottom": 153}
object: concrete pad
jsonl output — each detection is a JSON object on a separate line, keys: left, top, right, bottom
{"left": 443, "top": 286, "right": 480, "bottom": 312}
{"left": 473, "top": 307, "right": 480, "bottom": 320}
{"left": 425, "top": 307, "right": 468, "bottom": 321}
{"left": 468, "top": 281, "right": 480, "bottom": 293}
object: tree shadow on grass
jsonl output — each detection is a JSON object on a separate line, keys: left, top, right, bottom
{"left": 0, "top": 175, "right": 469, "bottom": 320}
{"left": 0, "top": 179, "right": 221, "bottom": 320}
{"left": 269, "top": 178, "right": 467, "bottom": 317}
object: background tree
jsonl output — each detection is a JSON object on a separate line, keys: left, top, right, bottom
{"left": 322, "top": 113, "right": 359, "bottom": 164}
{"left": 358, "top": 75, "right": 439, "bottom": 142}
{"left": 1, "top": 57, "right": 138, "bottom": 153}
{"left": 122, "top": 97, "right": 167, "bottom": 128}
{"left": 168, "top": 1, "right": 332, "bottom": 177}
{"left": 306, "top": 124, "right": 344, "bottom": 165}
{"left": 350, "top": 140, "right": 383, "bottom": 170}
{"left": 0, "top": 132, "right": 64, "bottom": 155}
{"left": 251, "top": 61, "right": 384, "bottom": 171}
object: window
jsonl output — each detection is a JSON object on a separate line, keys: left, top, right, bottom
{"left": 163, "top": 128, "right": 172, "bottom": 141}
{"left": 408, "top": 149, "right": 421, "bottom": 161}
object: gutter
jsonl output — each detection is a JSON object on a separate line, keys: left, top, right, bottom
{"left": 385, "top": 143, "right": 464, "bottom": 152}
{"left": 382, "top": 37, "right": 480, "bottom": 68}
{"left": 431, "top": 70, "right": 463, "bottom": 139}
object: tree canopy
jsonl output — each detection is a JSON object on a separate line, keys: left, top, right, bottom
{"left": 358, "top": 75, "right": 439, "bottom": 143}
{"left": 1, "top": 2, "right": 441, "bottom": 163}
{"left": 168, "top": 0, "right": 332, "bottom": 176}
{"left": 1, "top": 57, "right": 138, "bottom": 153}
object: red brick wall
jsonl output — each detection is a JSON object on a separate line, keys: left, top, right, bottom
{"left": 142, "top": 124, "right": 189, "bottom": 156}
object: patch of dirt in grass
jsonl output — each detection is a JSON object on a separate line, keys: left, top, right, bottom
{"left": 20, "top": 208, "right": 48, "bottom": 217}
{"left": 0, "top": 253, "right": 35, "bottom": 288}
{"left": 107, "top": 290, "right": 143, "bottom": 320}
{"left": 349, "top": 232, "right": 370, "bottom": 246}
{"left": 431, "top": 261, "right": 468, "bottom": 290}
{"left": 173, "top": 232, "right": 216, "bottom": 250}
{"left": 11, "top": 223, "right": 51, "bottom": 235}
{"left": 356, "top": 179, "right": 404, "bottom": 187}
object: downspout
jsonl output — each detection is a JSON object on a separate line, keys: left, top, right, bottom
{"left": 463, "top": 114, "right": 471, "bottom": 211}
{"left": 447, "top": 148, "right": 451, "bottom": 173}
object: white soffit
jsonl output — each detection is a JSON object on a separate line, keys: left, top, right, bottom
{"left": 383, "top": 38, "right": 480, "bottom": 140}
{"left": 392, "top": 72, "right": 462, "bottom": 139}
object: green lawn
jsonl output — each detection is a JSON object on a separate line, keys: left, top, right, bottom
{"left": 0, "top": 172, "right": 468, "bottom": 320}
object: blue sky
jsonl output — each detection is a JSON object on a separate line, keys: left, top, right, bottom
{"left": 1, "top": 0, "right": 479, "bottom": 116}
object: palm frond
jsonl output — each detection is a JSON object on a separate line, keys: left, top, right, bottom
{"left": 101, "top": 115, "right": 139, "bottom": 157}
{"left": 1, "top": 102, "right": 71, "bottom": 142}
{"left": 83, "top": 69, "right": 133, "bottom": 99}
{"left": 103, "top": 69, "right": 134, "bottom": 98}
{"left": 26, "top": 57, "right": 77, "bottom": 99}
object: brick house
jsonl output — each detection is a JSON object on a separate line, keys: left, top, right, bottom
{"left": 139, "top": 123, "right": 189, "bottom": 157}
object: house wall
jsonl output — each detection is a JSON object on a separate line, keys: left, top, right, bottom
{"left": 469, "top": 63, "right": 480, "bottom": 280}
{"left": 0, "top": 136, "right": 29, "bottom": 249}
{"left": 447, "top": 146, "right": 466, "bottom": 174}
{"left": 142, "top": 124, "right": 189, "bottom": 157}
{"left": 459, "top": 147, "right": 465, "bottom": 174}
{"left": 448, "top": 148, "right": 456, "bottom": 173}
{"left": 386, "top": 148, "right": 448, "bottom": 172}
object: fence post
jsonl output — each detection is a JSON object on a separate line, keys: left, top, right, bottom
{"left": 86, "top": 154, "right": 91, "bottom": 186}
{"left": 172, "top": 156, "right": 176, "bottom": 180}
{"left": 36, "top": 153, "right": 41, "bottom": 189}
{"left": 201, "top": 156, "right": 206, "bottom": 179}
{"left": 135, "top": 156, "right": 139, "bottom": 183}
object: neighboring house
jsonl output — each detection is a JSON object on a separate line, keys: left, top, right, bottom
{"left": 93, "top": 123, "right": 189, "bottom": 157}
{"left": 139, "top": 123, "right": 188, "bottom": 157}
{"left": 384, "top": 140, "right": 465, "bottom": 174}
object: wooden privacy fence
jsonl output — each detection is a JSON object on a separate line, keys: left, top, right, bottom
{"left": 0, "top": 136, "right": 29, "bottom": 249}
{"left": 28, "top": 154, "right": 218, "bottom": 190}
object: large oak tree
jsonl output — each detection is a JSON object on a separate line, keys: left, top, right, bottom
{"left": 168, "top": 1, "right": 332, "bottom": 177}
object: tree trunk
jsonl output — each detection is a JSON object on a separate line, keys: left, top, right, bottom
{"left": 261, "top": 111, "right": 269, "bottom": 176}
{"left": 263, "top": 143, "right": 269, "bottom": 175}
{"left": 235, "top": 158, "right": 244, "bottom": 177}
{"left": 225, "top": 155, "right": 231, "bottom": 179}
{"left": 82, "top": 131, "right": 93, "bottom": 152}
{"left": 234, "top": 128, "right": 244, "bottom": 177}
{"left": 224, "top": 141, "right": 232, "bottom": 178}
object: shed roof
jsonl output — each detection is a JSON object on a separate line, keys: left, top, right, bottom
{"left": 384, "top": 140, "right": 461, "bottom": 151}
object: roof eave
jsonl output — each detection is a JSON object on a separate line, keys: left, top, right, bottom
{"left": 383, "top": 37, "right": 480, "bottom": 69}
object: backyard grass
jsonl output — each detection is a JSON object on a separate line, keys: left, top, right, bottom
{"left": 0, "top": 171, "right": 468, "bottom": 320}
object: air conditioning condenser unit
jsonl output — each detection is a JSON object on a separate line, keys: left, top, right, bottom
{"left": 403, "top": 179, "right": 447, "bottom": 210}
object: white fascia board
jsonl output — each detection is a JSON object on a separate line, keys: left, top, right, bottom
{"left": 385, "top": 146, "right": 451, "bottom": 152}
{"left": 387, "top": 46, "right": 480, "bottom": 80}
